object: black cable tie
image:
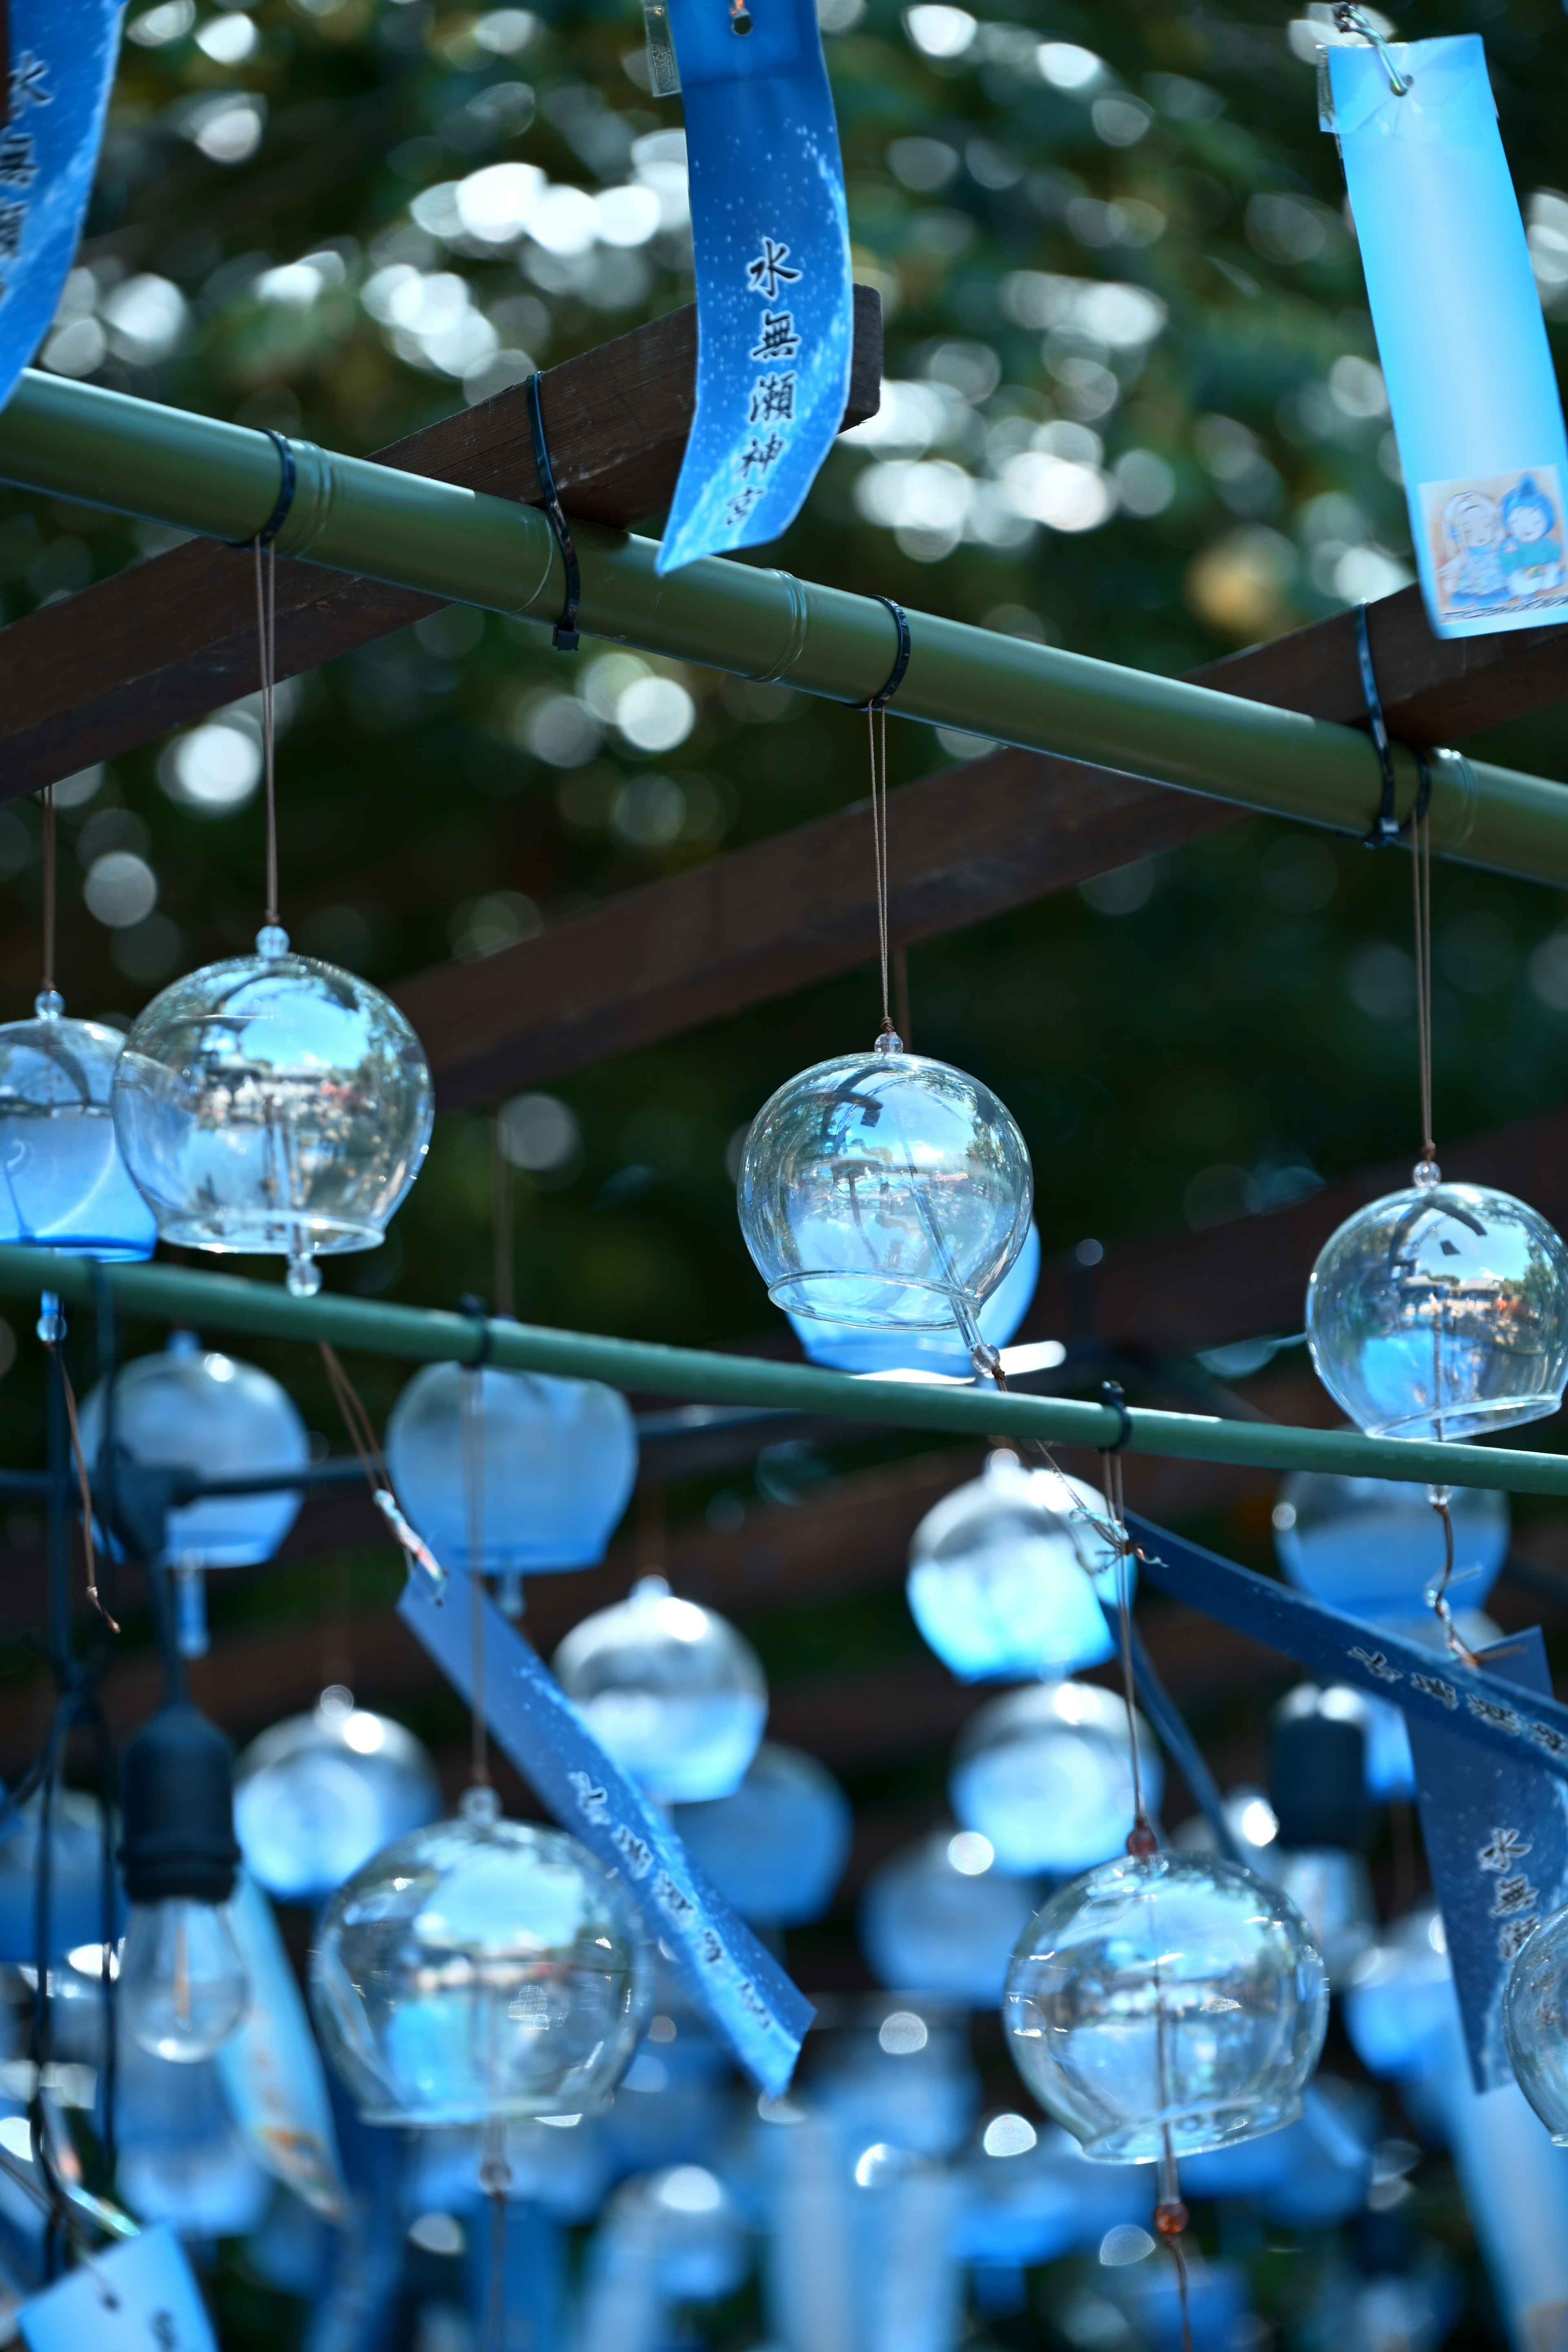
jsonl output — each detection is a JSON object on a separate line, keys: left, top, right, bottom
{"left": 867, "top": 596, "right": 911, "bottom": 709}
{"left": 1353, "top": 601, "right": 1402, "bottom": 849}
{"left": 526, "top": 373, "right": 581, "bottom": 654}
{"left": 457, "top": 1294, "right": 495, "bottom": 1368}
{"left": 1098, "top": 1378, "right": 1132, "bottom": 1453}
{"left": 227, "top": 428, "right": 296, "bottom": 550}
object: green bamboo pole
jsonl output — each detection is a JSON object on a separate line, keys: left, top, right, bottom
{"left": 0, "top": 370, "right": 1561, "bottom": 880}
{"left": 7, "top": 1246, "right": 1568, "bottom": 1497}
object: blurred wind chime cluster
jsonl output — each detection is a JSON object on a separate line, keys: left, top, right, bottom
{"left": 5, "top": 1, "right": 1568, "bottom": 2350}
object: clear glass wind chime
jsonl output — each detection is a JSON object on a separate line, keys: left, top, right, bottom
{"left": 1304, "top": 652, "right": 1568, "bottom": 1654}
{"left": 737, "top": 616, "right": 1035, "bottom": 1365}
{"left": 109, "top": 525, "right": 436, "bottom": 1298}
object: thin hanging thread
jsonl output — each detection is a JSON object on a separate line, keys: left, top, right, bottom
{"left": 1101, "top": 1449, "right": 1152, "bottom": 1844}
{"left": 253, "top": 535, "right": 279, "bottom": 930}
{"left": 1411, "top": 796, "right": 1435, "bottom": 1169}
{"left": 39, "top": 782, "right": 54, "bottom": 1000}
{"left": 867, "top": 699, "right": 895, "bottom": 1036}
{"left": 318, "top": 1343, "right": 448, "bottom": 1594}
{"left": 40, "top": 1343, "right": 116, "bottom": 1633}
{"left": 493, "top": 1123, "right": 515, "bottom": 1322}
{"left": 464, "top": 1371, "right": 490, "bottom": 1788}
{"left": 479, "top": 2116, "right": 512, "bottom": 2352}
{"left": 1407, "top": 797, "right": 1477, "bottom": 1665}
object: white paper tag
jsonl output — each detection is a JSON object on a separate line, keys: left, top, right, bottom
{"left": 18, "top": 2222, "right": 217, "bottom": 2351}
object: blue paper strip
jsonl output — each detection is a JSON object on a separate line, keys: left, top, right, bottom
{"left": 18, "top": 2221, "right": 217, "bottom": 2352}
{"left": 397, "top": 1571, "right": 814, "bottom": 2096}
{"left": 656, "top": 0, "right": 852, "bottom": 572}
{"left": 0, "top": 7, "right": 125, "bottom": 418}
{"left": 1406, "top": 1628, "right": 1568, "bottom": 2093}
{"left": 1326, "top": 34, "right": 1568, "bottom": 639}
{"left": 1124, "top": 1512, "right": 1568, "bottom": 1784}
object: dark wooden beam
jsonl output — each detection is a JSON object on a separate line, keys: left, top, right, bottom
{"left": 0, "top": 288, "right": 883, "bottom": 799}
{"left": 397, "top": 748, "right": 1244, "bottom": 1108}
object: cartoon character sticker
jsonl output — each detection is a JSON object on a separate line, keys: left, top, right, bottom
{"left": 1424, "top": 466, "right": 1568, "bottom": 623}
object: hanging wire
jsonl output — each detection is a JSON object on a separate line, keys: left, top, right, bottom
{"left": 38, "top": 1340, "right": 116, "bottom": 1632}
{"left": 1332, "top": 2, "right": 1411, "bottom": 94}
{"left": 1410, "top": 793, "right": 1437, "bottom": 1174}
{"left": 463, "top": 1367, "right": 491, "bottom": 1790}
{"left": 38, "top": 782, "right": 57, "bottom": 1007}
{"left": 318, "top": 1343, "right": 446, "bottom": 1595}
{"left": 253, "top": 535, "right": 280, "bottom": 933}
{"left": 866, "top": 698, "right": 896, "bottom": 1040}
{"left": 479, "top": 2117, "right": 513, "bottom": 2352}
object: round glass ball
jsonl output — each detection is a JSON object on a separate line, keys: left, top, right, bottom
{"left": 672, "top": 1742, "right": 850, "bottom": 1926}
{"left": 111, "top": 929, "right": 433, "bottom": 1295}
{"left": 553, "top": 1576, "right": 767, "bottom": 1804}
{"left": 1004, "top": 1851, "right": 1330, "bottom": 2161}
{"left": 790, "top": 1223, "right": 1042, "bottom": 1378}
{"left": 860, "top": 1829, "right": 1042, "bottom": 2007}
{"left": 737, "top": 1033, "right": 1033, "bottom": 1336}
{"left": 0, "top": 995, "right": 155, "bottom": 1258}
{"left": 310, "top": 1787, "right": 649, "bottom": 2126}
{"left": 1306, "top": 1173, "right": 1568, "bottom": 1440}
{"left": 907, "top": 1450, "right": 1120, "bottom": 1684}
{"left": 1272, "top": 1467, "right": 1509, "bottom": 1624}
{"left": 949, "top": 1682, "right": 1161, "bottom": 1876}
{"left": 234, "top": 1691, "right": 443, "bottom": 1905}
{"left": 386, "top": 1359, "right": 637, "bottom": 1578}
{"left": 1503, "top": 1903, "right": 1568, "bottom": 2142}
{"left": 78, "top": 1330, "right": 308, "bottom": 1568}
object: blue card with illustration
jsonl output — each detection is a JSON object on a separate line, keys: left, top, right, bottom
{"left": 0, "top": 4, "right": 125, "bottom": 416}
{"left": 657, "top": 0, "right": 853, "bottom": 572}
{"left": 1325, "top": 34, "right": 1568, "bottom": 637}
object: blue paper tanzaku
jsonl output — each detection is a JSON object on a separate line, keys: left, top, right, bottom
{"left": 1406, "top": 1628, "right": 1568, "bottom": 2093}
{"left": 0, "top": 7, "right": 125, "bottom": 417}
{"left": 1325, "top": 34, "right": 1568, "bottom": 639}
{"left": 398, "top": 1570, "right": 814, "bottom": 2095}
{"left": 18, "top": 2222, "right": 217, "bottom": 2352}
{"left": 656, "top": 0, "right": 852, "bottom": 573}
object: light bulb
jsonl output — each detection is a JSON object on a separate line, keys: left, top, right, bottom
{"left": 119, "top": 1896, "right": 248, "bottom": 2062}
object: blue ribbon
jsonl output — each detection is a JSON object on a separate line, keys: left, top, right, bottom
{"left": 1125, "top": 1510, "right": 1568, "bottom": 1784}
{"left": 1404, "top": 1628, "right": 1568, "bottom": 2092}
{"left": 657, "top": 0, "right": 853, "bottom": 572}
{"left": 398, "top": 1571, "right": 814, "bottom": 2096}
{"left": 0, "top": 6, "right": 124, "bottom": 419}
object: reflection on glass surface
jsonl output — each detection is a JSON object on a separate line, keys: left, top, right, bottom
{"left": 1004, "top": 1851, "right": 1328, "bottom": 2161}
{"left": 1307, "top": 1176, "right": 1568, "bottom": 1440}
{"left": 907, "top": 1450, "right": 1120, "bottom": 1683}
{"left": 738, "top": 1034, "right": 1033, "bottom": 1338}
{"left": 0, "top": 996, "right": 155, "bottom": 1257}
{"left": 553, "top": 1576, "right": 767, "bottom": 1804}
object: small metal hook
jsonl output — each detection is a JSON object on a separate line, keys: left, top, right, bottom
{"left": 1332, "top": 3, "right": 1410, "bottom": 96}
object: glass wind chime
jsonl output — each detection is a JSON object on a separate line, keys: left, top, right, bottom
{"left": 385, "top": 1131, "right": 638, "bottom": 1619}
{"left": 737, "top": 655, "right": 1034, "bottom": 1374}
{"left": 1304, "top": 695, "right": 1568, "bottom": 1655}
{"left": 109, "top": 533, "right": 434, "bottom": 1298}
{"left": 0, "top": 780, "right": 155, "bottom": 1263}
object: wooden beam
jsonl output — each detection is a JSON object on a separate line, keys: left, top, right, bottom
{"left": 0, "top": 288, "right": 883, "bottom": 799}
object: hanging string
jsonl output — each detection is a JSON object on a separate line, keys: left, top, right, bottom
{"left": 867, "top": 699, "right": 895, "bottom": 1040}
{"left": 493, "top": 1122, "right": 515, "bottom": 1323}
{"left": 39, "top": 1342, "right": 117, "bottom": 1633}
{"left": 479, "top": 2117, "right": 512, "bottom": 2352}
{"left": 38, "top": 782, "right": 56, "bottom": 1006}
{"left": 253, "top": 535, "right": 280, "bottom": 933}
{"left": 318, "top": 1343, "right": 447, "bottom": 1595}
{"left": 1410, "top": 793, "right": 1436, "bottom": 1174}
{"left": 463, "top": 1367, "right": 490, "bottom": 1790}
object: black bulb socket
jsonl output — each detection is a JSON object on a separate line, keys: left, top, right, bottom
{"left": 118, "top": 1700, "right": 240, "bottom": 1908}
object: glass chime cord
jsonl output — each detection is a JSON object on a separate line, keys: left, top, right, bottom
{"left": 38, "top": 1345, "right": 116, "bottom": 1632}
{"left": 1407, "top": 797, "right": 1476, "bottom": 1663}
{"left": 38, "top": 781, "right": 55, "bottom": 1002}
{"left": 867, "top": 699, "right": 895, "bottom": 1038}
{"left": 479, "top": 2115, "right": 513, "bottom": 2351}
{"left": 464, "top": 1370, "right": 491, "bottom": 1789}
{"left": 1411, "top": 797, "right": 1436, "bottom": 1173}
{"left": 317, "top": 1342, "right": 446, "bottom": 1592}
{"left": 253, "top": 533, "right": 280, "bottom": 931}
